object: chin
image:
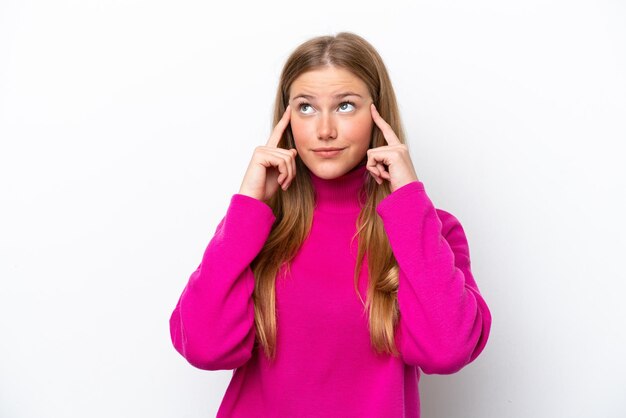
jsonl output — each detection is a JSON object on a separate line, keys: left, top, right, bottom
{"left": 306, "top": 162, "right": 355, "bottom": 180}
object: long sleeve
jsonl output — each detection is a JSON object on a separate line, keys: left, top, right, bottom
{"left": 169, "top": 194, "right": 276, "bottom": 370}
{"left": 376, "top": 181, "right": 492, "bottom": 375}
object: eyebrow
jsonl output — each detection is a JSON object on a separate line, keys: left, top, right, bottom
{"left": 290, "top": 92, "right": 363, "bottom": 101}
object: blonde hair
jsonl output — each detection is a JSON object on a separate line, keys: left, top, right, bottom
{"left": 251, "top": 32, "right": 407, "bottom": 361}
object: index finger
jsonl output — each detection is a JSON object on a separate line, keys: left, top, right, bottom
{"left": 266, "top": 105, "right": 292, "bottom": 147}
{"left": 370, "top": 103, "right": 401, "bottom": 146}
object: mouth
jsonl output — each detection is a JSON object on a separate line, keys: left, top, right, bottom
{"left": 313, "top": 147, "right": 345, "bottom": 158}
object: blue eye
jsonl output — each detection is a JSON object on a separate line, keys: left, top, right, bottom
{"left": 299, "top": 103, "right": 314, "bottom": 114}
{"left": 297, "top": 101, "right": 355, "bottom": 114}
{"left": 338, "top": 101, "right": 356, "bottom": 112}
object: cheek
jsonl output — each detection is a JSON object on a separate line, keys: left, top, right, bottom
{"left": 341, "top": 116, "right": 373, "bottom": 146}
{"left": 290, "top": 117, "right": 311, "bottom": 147}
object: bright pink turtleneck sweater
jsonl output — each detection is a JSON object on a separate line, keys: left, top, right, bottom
{"left": 169, "top": 163, "right": 491, "bottom": 417}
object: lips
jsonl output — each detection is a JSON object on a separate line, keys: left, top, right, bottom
{"left": 313, "top": 148, "right": 344, "bottom": 158}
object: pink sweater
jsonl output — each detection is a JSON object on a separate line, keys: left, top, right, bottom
{"left": 169, "top": 163, "right": 491, "bottom": 417}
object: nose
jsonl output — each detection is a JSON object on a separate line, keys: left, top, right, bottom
{"left": 316, "top": 112, "right": 337, "bottom": 140}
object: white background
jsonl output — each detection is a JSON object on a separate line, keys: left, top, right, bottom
{"left": 1, "top": 1, "right": 625, "bottom": 417}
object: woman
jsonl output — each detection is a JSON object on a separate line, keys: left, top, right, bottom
{"left": 169, "top": 32, "right": 492, "bottom": 417}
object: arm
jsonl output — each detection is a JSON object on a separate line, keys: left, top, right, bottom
{"left": 376, "top": 181, "right": 492, "bottom": 374}
{"left": 169, "top": 194, "right": 276, "bottom": 370}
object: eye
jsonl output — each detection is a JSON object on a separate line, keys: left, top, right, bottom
{"left": 338, "top": 101, "right": 356, "bottom": 112}
{"left": 298, "top": 102, "right": 314, "bottom": 114}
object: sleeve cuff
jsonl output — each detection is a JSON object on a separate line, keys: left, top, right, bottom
{"left": 231, "top": 193, "right": 275, "bottom": 216}
{"left": 376, "top": 181, "right": 426, "bottom": 216}
{"left": 223, "top": 194, "right": 276, "bottom": 241}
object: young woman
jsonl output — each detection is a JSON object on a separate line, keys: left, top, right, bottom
{"left": 169, "top": 32, "right": 492, "bottom": 417}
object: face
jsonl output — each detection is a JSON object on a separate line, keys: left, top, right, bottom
{"left": 288, "top": 65, "right": 374, "bottom": 180}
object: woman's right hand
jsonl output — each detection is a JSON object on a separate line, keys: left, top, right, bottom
{"left": 238, "top": 105, "right": 298, "bottom": 202}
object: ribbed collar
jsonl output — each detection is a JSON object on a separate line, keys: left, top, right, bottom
{"left": 309, "top": 163, "right": 368, "bottom": 214}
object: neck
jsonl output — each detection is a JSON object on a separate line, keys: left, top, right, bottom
{"left": 308, "top": 163, "right": 368, "bottom": 214}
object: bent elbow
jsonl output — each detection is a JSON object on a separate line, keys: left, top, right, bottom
{"left": 184, "top": 346, "right": 254, "bottom": 371}
{"left": 418, "top": 348, "right": 471, "bottom": 375}
{"left": 170, "top": 317, "right": 255, "bottom": 371}
{"left": 422, "top": 302, "right": 492, "bottom": 374}
{"left": 401, "top": 328, "right": 485, "bottom": 375}
{"left": 169, "top": 302, "right": 256, "bottom": 371}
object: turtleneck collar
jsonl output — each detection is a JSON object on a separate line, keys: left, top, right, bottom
{"left": 308, "top": 163, "right": 369, "bottom": 214}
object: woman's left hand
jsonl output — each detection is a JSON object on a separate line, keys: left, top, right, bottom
{"left": 367, "top": 103, "right": 420, "bottom": 193}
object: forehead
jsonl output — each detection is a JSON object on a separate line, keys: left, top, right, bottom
{"left": 289, "top": 66, "right": 369, "bottom": 97}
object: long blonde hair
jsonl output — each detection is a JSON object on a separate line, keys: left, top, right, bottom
{"left": 251, "top": 32, "right": 407, "bottom": 361}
